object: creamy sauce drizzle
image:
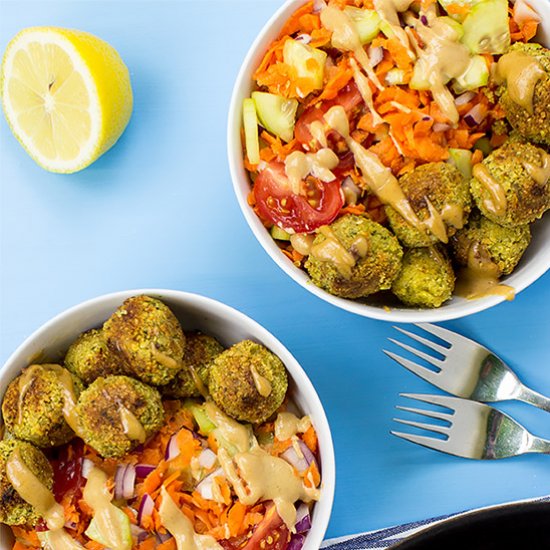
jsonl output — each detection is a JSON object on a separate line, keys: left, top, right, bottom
{"left": 38, "top": 529, "right": 85, "bottom": 549}
{"left": 150, "top": 344, "right": 181, "bottom": 370}
{"left": 83, "top": 467, "right": 132, "bottom": 550}
{"left": 159, "top": 487, "right": 222, "bottom": 549}
{"left": 473, "top": 163, "right": 507, "bottom": 217}
{"left": 523, "top": 150, "right": 550, "bottom": 185}
{"left": 6, "top": 448, "right": 65, "bottom": 530}
{"left": 17, "top": 364, "right": 83, "bottom": 438}
{"left": 311, "top": 225, "right": 357, "bottom": 277}
{"left": 309, "top": 120, "right": 328, "bottom": 148}
{"left": 413, "top": 19, "right": 471, "bottom": 124}
{"left": 210, "top": 405, "right": 320, "bottom": 530}
{"left": 323, "top": 105, "right": 423, "bottom": 229}
{"left": 290, "top": 233, "right": 315, "bottom": 255}
{"left": 250, "top": 365, "right": 272, "bottom": 397}
{"left": 320, "top": 5, "right": 384, "bottom": 90}
{"left": 496, "top": 51, "right": 545, "bottom": 114}
{"left": 373, "top": 0, "right": 415, "bottom": 50}
{"left": 119, "top": 406, "right": 146, "bottom": 443}
{"left": 455, "top": 242, "right": 515, "bottom": 301}
{"left": 284, "top": 149, "right": 339, "bottom": 194}
{"left": 350, "top": 57, "right": 384, "bottom": 127}
{"left": 275, "top": 412, "right": 312, "bottom": 441}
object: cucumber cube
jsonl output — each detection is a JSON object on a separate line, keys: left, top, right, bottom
{"left": 243, "top": 98, "right": 260, "bottom": 165}
{"left": 252, "top": 91, "right": 298, "bottom": 143}
{"left": 462, "top": 0, "right": 510, "bottom": 54}
{"left": 344, "top": 7, "right": 381, "bottom": 44}
{"left": 283, "top": 39, "right": 327, "bottom": 90}
{"left": 452, "top": 55, "right": 489, "bottom": 93}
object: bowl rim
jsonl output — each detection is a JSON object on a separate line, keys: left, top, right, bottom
{"left": 227, "top": 0, "right": 550, "bottom": 323}
{"left": 0, "top": 288, "right": 336, "bottom": 550}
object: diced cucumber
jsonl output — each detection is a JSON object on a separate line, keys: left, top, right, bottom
{"left": 448, "top": 148, "right": 473, "bottom": 180}
{"left": 243, "top": 98, "right": 260, "bottom": 165}
{"left": 473, "top": 137, "right": 493, "bottom": 156}
{"left": 385, "top": 68, "right": 406, "bottom": 86}
{"left": 438, "top": 16, "right": 465, "bottom": 40}
{"left": 410, "top": 60, "right": 432, "bottom": 90}
{"left": 187, "top": 402, "right": 217, "bottom": 435}
{"left": 462, "top": 0, "right": 510, "bottom": 54}
{"left": 452, "top": 55, "right": 489, "bottom": 93}
{"left": 283, "top": 39, "right": 327, "bottom": 90}
{"left": 437, "top": 0, "right": 480, "bottom": 22}
{"left": 344, "top": 7, "right": 381, "bottom": 44}
{"left": 271, "top": 226, "right": 291, "bottom": 241}
{"left": 379, "top": 20, "right": 395, "bottom": 39}
{"left": 252, "top": 91, "right": 298, "bottom": 143}
{"left": 85, "top": 507, "right": 132, "bottom": 550}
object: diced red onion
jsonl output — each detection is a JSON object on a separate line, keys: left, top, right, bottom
{"left": 81, "top": 458, "right": 94, "bottom": 479}
{"left": 156, "top": 533, "right": 173, "bottom": 544}
{"left": 295, "top": 503, "right": 312, "bottom": 533}
{"left": 313, "top": 0, "right": 326, "bottom": 12}
{"left": 369, "top": 46, "right": 384, "bottom": 68}
{"left": 64, "top": 521, "right": 78, "bottom": 530}
{"left": 130, "top": 524, "right": 148, "bottom": 544}
{"left": 464, "top": 104, "right": 487, "bottom": 127}
{"left": 122, "top": 464, "right": 136, "bottom": 500}
{"left": 135, "top": 464, "right": 156, "bottom": 478}
{"left": 137, "top": 494, "right": 155, "bottom": 525}
{"left": 298, "top": 440, "right": 317, "bottom": 469}
{"left": 196, "top": 468, "right": 224, "bottom": 500}
{"left": 288, "top": 534, "right": 306, "bottom": 550}
{"left": 455, "top": 91, "right": 475, "bottom": 106}
{"left": 433, "top": 122, "right": 451, "bottom": 133}
{"left": 513, "top": 0, "right": 542, "bottom": 25}
{"left": 341, "top": 177, "right": 361, "bottom": 206}
{"left": 165, "top": 432, "right": 180, "bottom": 460}
{"left": 198, "top": 448, "right": 217, "bottom": 469}
{"left": 282, "top": 446, "right": 310, "bottom": 473}
{"left": 420, "top": 15, "right": 428, "bottom": 25}
{"left": 296, "top": 34, "right": 312, "bottom": 45}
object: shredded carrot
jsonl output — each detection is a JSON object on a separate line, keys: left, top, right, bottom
{"left": 157, "top": 539, "right": 177, "bottom": 550}
{"left": 302, "top": 426, "right": 319, "bottom": 454}
{"left": 471, "top": 149, "right": 484, "bottom": 165}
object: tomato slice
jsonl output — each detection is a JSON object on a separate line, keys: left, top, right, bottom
{"left": 254, "top": 161, "right": 344, "bottom": 233}
{"left": 294, "top": 82, "right": 362, "bottom": 148}
{"left": 241, "top": 504, "right": 290, "bottom": 550}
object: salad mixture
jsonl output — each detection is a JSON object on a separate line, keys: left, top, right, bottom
{"left": 242, "top": 0, "right": 550, "bottom": 308}
{"left": 0, "top": 295, "right": 321, "bottom": 550}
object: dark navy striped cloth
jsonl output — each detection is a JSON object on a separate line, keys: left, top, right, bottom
{"left": 321, "top": 496, "right": 550, "bottom": 549}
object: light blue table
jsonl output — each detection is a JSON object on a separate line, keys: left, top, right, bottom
{"left": 1, "top": 0, "right": 549, "bottom": 541}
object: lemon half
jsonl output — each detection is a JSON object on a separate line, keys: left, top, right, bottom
{"left": 1, "top": 27, "right": 133, "bottom": 173}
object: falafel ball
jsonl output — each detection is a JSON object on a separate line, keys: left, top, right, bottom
{"left": 2, "top": 364, "right": 84, "bottom": 448}
{"left": 304, "top": 215, "right": 403, "bottom": 299}
{"left": 76, "top": 375, "right": 164, "bottom": 458}
{"left": 162, "top": 332, "right": 224, "bottom": 399}
{"left": 65, "top": 328, "right": 127, "bottom": 384}
{"left": 208, "top": 340, "right": 287, "bottom": 424}
{"left": 451, "top": 211, "right": 531, "bottom": 276}
{"left": 386, "top": 162, "right": 471, "bottom": 247}
{"left": 391, "top": 246, "right": 455, "bottom": 308}
{"left": 470, "top": 141, "right": 550, "bottom": 227}
{"left": 0, "top": 439, "right": 53, "bottom": 525}
{"left": 498, "top": 43, "right": 550, "bottom": 146}
{"left": 103, "top": 295, "right": 186, "bottom": 386}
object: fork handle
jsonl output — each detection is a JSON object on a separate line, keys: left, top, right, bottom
{"left": 517, "top": 386, "right": 550, "bottom": 413}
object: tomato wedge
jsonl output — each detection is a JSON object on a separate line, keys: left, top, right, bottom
{"left": 241, "top": 505, "right": 290, "bottom": 550}
{"left": 294, "top": 82, "right": 362, "bottom": 149}
{"left": 254, "top": 161, "right": 344, "bottom": 234}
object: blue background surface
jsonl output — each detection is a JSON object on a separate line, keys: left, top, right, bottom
{"left": 1, "top": 0, "right": 549, "bottom": 541}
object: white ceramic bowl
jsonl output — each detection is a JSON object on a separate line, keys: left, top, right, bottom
{"left": 228, "top": 0, "right": 550, "bottom": 322}
{"left": 0, "top": 289, "right": 335, "bottom": 550}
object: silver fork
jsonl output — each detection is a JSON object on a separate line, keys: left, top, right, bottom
{"left": 393, "top": 393, "right": 550, "bottom": 459}
{"left": 384, "top": 323, "right": 550, "bottom": 412}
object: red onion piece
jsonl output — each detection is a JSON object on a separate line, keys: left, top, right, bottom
{"left": 135, "top": 464, "right": 156, "bottom": 478}
{"left": 464, "top": 103, "right": 487, "bottom": 127}
{"left": 295, "top": 503, "right": 312, "bottom": 533}
{"left": 196, "top": 467, "right": 224, "bottom": 500}
{"left": 341, "top": 176, "right": 361, "bottom": 206}
{"left": 433, "top": 122, "right": 451, "bottom": 133}
{"left": 298, "top": 440, "right": 317, "bottom": 469}
{"left": 455, "top": 91, "right": 475, "bottom": 106}
{"left": 64, "top": 521, "right": 78, "bottom": 530}
{"left": 130, "top": 524, "right": 148, "bottom": 544}
{"left": 115, "top": 464, "right": 127, "bottom": 500}
{"left": 81, "top": 458, "right": 94, "bottom": 479}
{"left": 137, "top": 494, "right": 154, "bottom": 525}
{"left": 313, "top": 0, "right": 326, "bottom": 13}
{"left": 369, "top": 46, "right": 384, "bottom": 68}
{"left": 165, "top": 432, "right": 180, "bottom": 460}
{"left": 288, "top": 534, "right": 306, "bottom": 550}
{"left": 296, "top": 34, "right": 312, "bottom": 45}
{"left": 114, "top": 464, "right": 135, "bottom": 500}
{"left": 198, "top": 448, "right": 217, "bottom": 469}
{"left": 513, "top": 0, "right": 542, "bottom": 25}
{"left": 156, "top": 533, "right": 173, "bottom": 544}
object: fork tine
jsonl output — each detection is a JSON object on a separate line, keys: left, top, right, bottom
{"left": 393, "top": 326, "right": 448, "bottom": 356}
{"left": 391, "top": 430, "right": 450, "bottom": 454}
{"left": 393, "top": 417, "right": 449, "bottom": 435}
{"left": 383, "top": 350, "right": 441, "bottom": 386}
{"left": 414, "top": 323, "right": 462, "bottom": 346}
{"left": 396, "top": 405, "right": 453, "bottom": 421}
{"left": 400, "top": 393, "right": 457, "bottom": 412}
{"left": 388, "top": 338, "right": 444, "bottom": 369}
